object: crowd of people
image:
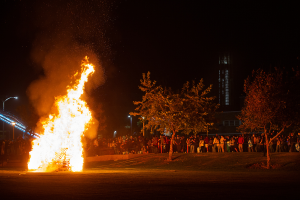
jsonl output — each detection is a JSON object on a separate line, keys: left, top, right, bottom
{"left": 0, "top": 136, "right": 31, "bottom": 165}
{"left": 86, "top": 132, "right": 300, "bottom": 156}
{"left": 1, "top": 133, "right": 299, "bottom": 164}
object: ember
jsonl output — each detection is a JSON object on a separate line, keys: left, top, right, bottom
{"left": 28, "top": 56, "right": 95, "bottom": 172}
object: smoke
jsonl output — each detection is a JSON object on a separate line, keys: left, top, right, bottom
{"left": 27, "top": 0, "right": 113, "bottom": 138}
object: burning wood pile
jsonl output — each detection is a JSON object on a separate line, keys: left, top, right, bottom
{"left": 28, "top": 57, "right": 95, "bottom": 172}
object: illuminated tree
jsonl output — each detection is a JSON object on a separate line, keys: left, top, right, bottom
{"left": 238, "top": 68, "right": 300, "bottom": 169}
{"left": 131, "top": 72, "right": 218, "bottom": 160}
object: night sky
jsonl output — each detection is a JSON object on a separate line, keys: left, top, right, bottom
{"left": 1, "top": 0, "right": 299, "bottom": 137}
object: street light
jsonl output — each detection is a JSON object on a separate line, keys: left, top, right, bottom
{"left": 142, "top": 116, "right": 145, "bottom": 137}
{"left": 2, "top": 96, "right": 18, "bottom": 139}
{"left": 11, "top": 122, "right": 16, "bottom": 140}
{"left": 128, "top": 115, "right": 132, "bottom": 135}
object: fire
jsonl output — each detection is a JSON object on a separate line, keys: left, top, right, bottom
{"left": 28, "top": 56, "right": 95, "bottom": 172}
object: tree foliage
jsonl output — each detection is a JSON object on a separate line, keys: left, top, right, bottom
{"left": 238, "top": 68, "right": 300, "bottom": 168}
{"left": 130, "top": 72, "right": 218, "bottom": 160}
{"left": 238, "top": 68, "right": 300, "bottom": 133}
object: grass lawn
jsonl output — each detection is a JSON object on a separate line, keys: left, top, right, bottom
{"left": 1, "top": 152, "right": 299, "bottom": 199}
{"left": 85, "top": 152, "right": 300, "bottom": 172}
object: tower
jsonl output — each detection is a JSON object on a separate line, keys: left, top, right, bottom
{"left": 218, "top": 53, "right": 232, "bottom": 110}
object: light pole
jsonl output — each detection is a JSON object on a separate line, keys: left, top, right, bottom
{"left": 128, "top": 115, "right": 132, "bottom": 135}
{"left": 11, "top": 122, "right": 16, "bottom": 140}
{"left": 2, "top": 96, "right": 18, "bottom": 139}
{"left": 206, "top": 123, "right": 214, "bottom": 137}
{"left": 142, "top": 116, "right": 145, "bottom": 137}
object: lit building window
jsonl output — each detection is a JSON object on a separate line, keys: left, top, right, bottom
{"left": 224, "top": 121, "right": 229, "bottom": 126}
{"left": 225, "top": 69, "right": 229, "bottom": 105}
{"left": 219, "top": 56, "right": 228, "bottom": 65}
{"left": 224, "top": 56, "right": 228, "bottom": 64}
{"left": 219, "top": 70, "right": 221, "bottom": 104}
{"left": 234, "top": 120, "right": 241, "bottom": 126}
{"left": 218, "top": 54, "right": 230, "bottom": 107}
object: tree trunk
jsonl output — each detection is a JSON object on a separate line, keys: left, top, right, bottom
{"left": 265, "top": 133, "right": 270, "bottom": 169}
{"left": 168, "top": 133, "right": 175, "bottom": 161}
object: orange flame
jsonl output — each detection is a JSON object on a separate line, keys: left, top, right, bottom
{"left": 28, "top": 56, "right": 95, "bottom": 172}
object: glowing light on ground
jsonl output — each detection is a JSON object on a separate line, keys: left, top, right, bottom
{"left": 28, "top": 56, "right": 95, "bottom": 172}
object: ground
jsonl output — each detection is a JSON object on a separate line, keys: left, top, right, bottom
{"left": 1, "top": 152, "right": 300, "bottom": 199}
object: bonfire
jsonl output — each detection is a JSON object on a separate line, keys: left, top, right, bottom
{"left": 28, "top": 56, "right": 95, "bottom": 172}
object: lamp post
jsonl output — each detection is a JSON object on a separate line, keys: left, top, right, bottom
{"left": 11, "top": 122, "right": 16, "bottom": 140}
{"left": 206, "top": 123, "right": 214, "bottom": 137}
{"left": 2, "top": 96, "right": 18, "bottom": 139}
{"left": 128, "top": 115, "right": 132, "bottom": 135}
{"left": 142, "top": 116, "right": 145, "bottom": 137}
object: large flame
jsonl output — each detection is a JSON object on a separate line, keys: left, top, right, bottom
{"left": 28, "top": 56, "right": 95, "bottom": 172}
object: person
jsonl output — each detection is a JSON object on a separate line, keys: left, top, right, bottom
{"left": 220, "top": 136, "right": 225, "bottom": 152}
{"left": 216, "top": 136, "right": 221, "bottom": 152}
{"left": 289, "top": 133, "right": 295, "bottom": 152}
{"left": 261, "top": 134, "right": 266, "bottom": 156}
{"left": 269, "top": 137, "right": 274, "bottom": 153}
{"left": 122, "top": 138, "right": 129, "bottom": 154}
{"left": 138, "top": 136, "right": 145, "bottom": 152}
{"left": 256, "top": 136, "right": 262, "bottom": 152}
{"left": 128, "top": 136, "right": 136, "bottom": 153}
{"left": 283, "top": 136, "right": 288, "bottom": 152}
{"left": 165, "top": 136, "right": 170, "bottom": 153}
{"left": 287, "top": 136, "right": 291, "bottom": 152}
{"left": 93, "top": 139, "right": 99, "bottom": 156}
{"left": 276, "top": 136, "right": 281, "bottom": 152}
{"left": 141, "top": 145, "right": 147, "bottom": 154}
{"left": 112, "top": 140, "right": 118, "bottom": 154}
{"left": 296, "top": 133, "right": 300, "bottom": 152}
{"left": 254, "top": 135, "right": 259, "bottom": 152}
{"left": 248, "top": 137, "right": 253, "bottom": 152}
{"left": 186, "top": 137, "right": 191, "bottom": 153}
{"left": 190, "top": 136, "right": 195, "bottom": 153}
{"left": 230, "top": 137, "right": 236, "bottom": 152}
{"left": 181, "top": 136, "right": 187, "bottom": 153}
{"left": 230, "top": 136, "right": 235, "bottom": 152}
{"left": 160, "top": 135, "right": 165, "bottom": 153}
{"left": 208, "top": 137, "right": 213, "bottom": 152}
{"left": 252, "top": 134, "right": 256, "bottom": 152}
{"left": 213, "top": 136, "right": 218, "bottom": 153}
{"left": 175, "top": 135, "right": 181, "bottom": 153}
{"left": 199, "top": 136, "right": 205, "bottom": 153}
{"left": 270, "top": 131, "right": 276, "bottom": 152}
{"left": 152, "top": 136, "right": 158, "bottom": 153}
{"left": 147, "top": 139, "right": 152, "bottom": 153}
{"left": 238, "top": 135, "right": 244, "bottom": 152}
{"left": 195, "top": 135, "right": 199, "bottom": 153}
{"left": 226, "top": 136, "right": 231, "bottom": 152}
{"left": 204, "top": 136, "right": 209, "bottom": 152}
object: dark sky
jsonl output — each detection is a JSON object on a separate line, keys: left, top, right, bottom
{"left": 1, "top": 0, "right": 299, "bottom": 136}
